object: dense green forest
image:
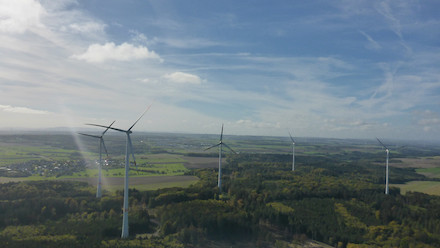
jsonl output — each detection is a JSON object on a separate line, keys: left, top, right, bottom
{"left": 1, "top": 151, "right": 440, "bottom": 247}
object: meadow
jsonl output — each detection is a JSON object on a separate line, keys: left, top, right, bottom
{"left": 392, "top": 181, "right": 440, "bottom": 196}
{"left": 1, "top": 133, "right": 440, "bottom": 196}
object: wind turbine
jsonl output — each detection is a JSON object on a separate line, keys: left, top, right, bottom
{"left": 376, "top": 138, "right": 390, "bottom": 195}
{"left": 204, "top": 124, "right": 236, "bottom": 193}
{"left": 87, "top": 106, "right": 151, "bottom": 239}
{"left": 289, "top": 131, "right": 295, "bottom": 171}
{"left": 78, "top": 120, "right": 115, "bottom": 198}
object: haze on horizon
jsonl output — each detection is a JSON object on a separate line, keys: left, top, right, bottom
{"left": 0, "top": 0, "right": 439, "bottom": 141}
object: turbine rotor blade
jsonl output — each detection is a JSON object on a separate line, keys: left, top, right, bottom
{"left": 222, "top": 143, "right": 237, "bottom": 154}
{"left": 102, "top": 120, "right": 116, "bottom": 136}
{"left": 220, "top": 124, "right": 224, "bottom": 142}
{"left": 376, "top": 137, "right": 388, "bottom": 150}
{"left": 204, "top": 143, "right": 221, "bottom": 151}
{"left": 288, "top": 131, "right": 295, "bottom": 143}
{"left": 127, "top": 135, "right": 137, "bottom": 169}
{"left": 101, "top": 139, "right": 109, "bottom": 158}
{"left": 86, "top": 123, "right": 128, "bottom": 133}
{"left": 128, "top": 104, "right": 153, "bottom": 131}
{"left": 78, "top": 133, "right": 101, "bottom": 139}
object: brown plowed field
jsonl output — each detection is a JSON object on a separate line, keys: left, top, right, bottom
{"left": 392, "top": 157, "right": 440, "bottom": 168}
{"left": 183, "top": 156, "right": 222, "bottom": 169}
{"left": 60, "top": 175, "right": 199, "bottom": 186}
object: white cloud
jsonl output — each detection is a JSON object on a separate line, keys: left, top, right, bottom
{"left": 236, "top": 119, "right": 280, "bottom": 129}
{"left": 0, "top": 0, "right": 46, "bottom": 33}
{"left": 158, "top": 37, "right": 223, "bottom": 49}
{"left": 163, "top": 72, "right": 202, "bottom": 85}
{"left": 72, "top": 42, "right": 161, "bottom": 63}
{"left": 415, "top": 110, "right": 440, "bottom": 126}
{"left": 0, "top": 105, "right": 50, "bottom": 115}
{"left": 129, "top": 30, "right": 148, "bottom": 44}
{"left": 67, "top": 22, "right": 106, "bottom": 34}
{"left": 0, "top": 1, "right": 438, "bottom": 141}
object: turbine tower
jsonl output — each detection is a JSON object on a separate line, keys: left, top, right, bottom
{"left": 87, "top": 106, "right": 151, "bottom": 238}
{"left": 78, "top": 120, "right": 115, "bottom": 198}
{"left": 376, "top": 138, "right": 390, "bottom": 195}
{"left": 289, "top": 131, "right": 295, "bottom": 171}
{"left": 205, "top": 124, "right": 236, "bottom": 193}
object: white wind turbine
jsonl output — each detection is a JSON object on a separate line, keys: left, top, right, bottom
{"left": 376, "top": 138, "right": 390, "bottom": 195}
{"left": 204, "top": 124, "right": 236, "bottom": 193}
{"left": 87, "top": 106, "right": 151, "bottom": 239}
{"left": 78, "top": 120, "right": 115, "bottom": 198}
{"left": 289, "top": 131, "right": 295, "bottom": 171}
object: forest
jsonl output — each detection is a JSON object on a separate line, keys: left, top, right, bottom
{"left": 1, "top": 145, "right": 440, "bottom": 247}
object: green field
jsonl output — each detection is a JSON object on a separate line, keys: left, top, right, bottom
{"left": 392, "top": 181, "right": 440, "bottom": 196}
{"left": 0, "top": 145, "right": 84, "bottom": 166}
{"left": 416, "top": 167, "right": 440, "bottom": 179}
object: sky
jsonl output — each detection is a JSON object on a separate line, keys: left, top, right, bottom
{"left": 0, "top": 0, "right": 439, "bottom": 141}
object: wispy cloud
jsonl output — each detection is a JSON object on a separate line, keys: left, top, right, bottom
{"left": 375, "top": 1, "right": 403, "bottom": 39}
{"left": 64, "top": 22, "right": 106, "bottom": 34}
{"left": 359, "top": 30, "right": 381, "bottom": 50}
{"left": 413, "top": 110, "right": 440, "bottom": 132}
{"left": 236, "top": 119, "right": 280, "bottom": 129}
{"left": 0, "top": 104, "right": 50, "bottom": 115}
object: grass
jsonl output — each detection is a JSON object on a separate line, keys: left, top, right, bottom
{"left": 416, "top": 167, "right": 440, "bottom": 179}
{"left": 2, "top": 162, "right": 189, "bottom": 181}
{"left": 0, "top": 145, "right": 87, "bottom": 166}
{"left": 267, "top": 202, "right": 295, "bottom": 214}
{"left": 392, "top": 181, "right": 440, "bottom": 196}
{"left": 100, "top": 164, "right": 188, "bottom": 177}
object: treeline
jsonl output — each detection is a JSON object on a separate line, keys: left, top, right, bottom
{"left": 1, "top": 152, "right": 440, "bottom": 247}
{"left": 0, "top": 181, "right": 154, "bottom": 248}
{"left": 138, "top": 153, "right": 440, "bottom": 247}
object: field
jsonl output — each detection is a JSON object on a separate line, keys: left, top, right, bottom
{"left": 392, "top": 181, "right": 440, "bottom": 196}
{"left": 416, "top": 167, "right": 440, "bottom": 178}
{"left": 2, "top": 133, "right": 440, "bottom": 196}
{"left": 60, "top": 175, "right": 199, "bottom": 191}
{"left": 183, "top": 156, "right": 221, "bottom": 169}
{"left": 394, "top": 156, "right": 440, "bottom": 169}
{"left": 0, "top": 145, "right": 83, "bottom": 166}
{"left": 2, "top": 133, "right": 440, "bottom": 247}
{"left": 0, "top": 133, "right": 228, "bottom": 191}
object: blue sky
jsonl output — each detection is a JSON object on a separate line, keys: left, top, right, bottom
{"left": 0, "top": 0, "right": 439, "bottom": 140}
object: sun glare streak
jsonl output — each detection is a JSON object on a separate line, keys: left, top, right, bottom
{"left": 60, "top": 107, "right": 93, "bottom": 173}
{"left": 70, "top": 127, "right": 92, "bottom": 166}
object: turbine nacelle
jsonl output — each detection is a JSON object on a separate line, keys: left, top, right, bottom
{"left": 205, "top": 124, "right": 237, "bottom": 192}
